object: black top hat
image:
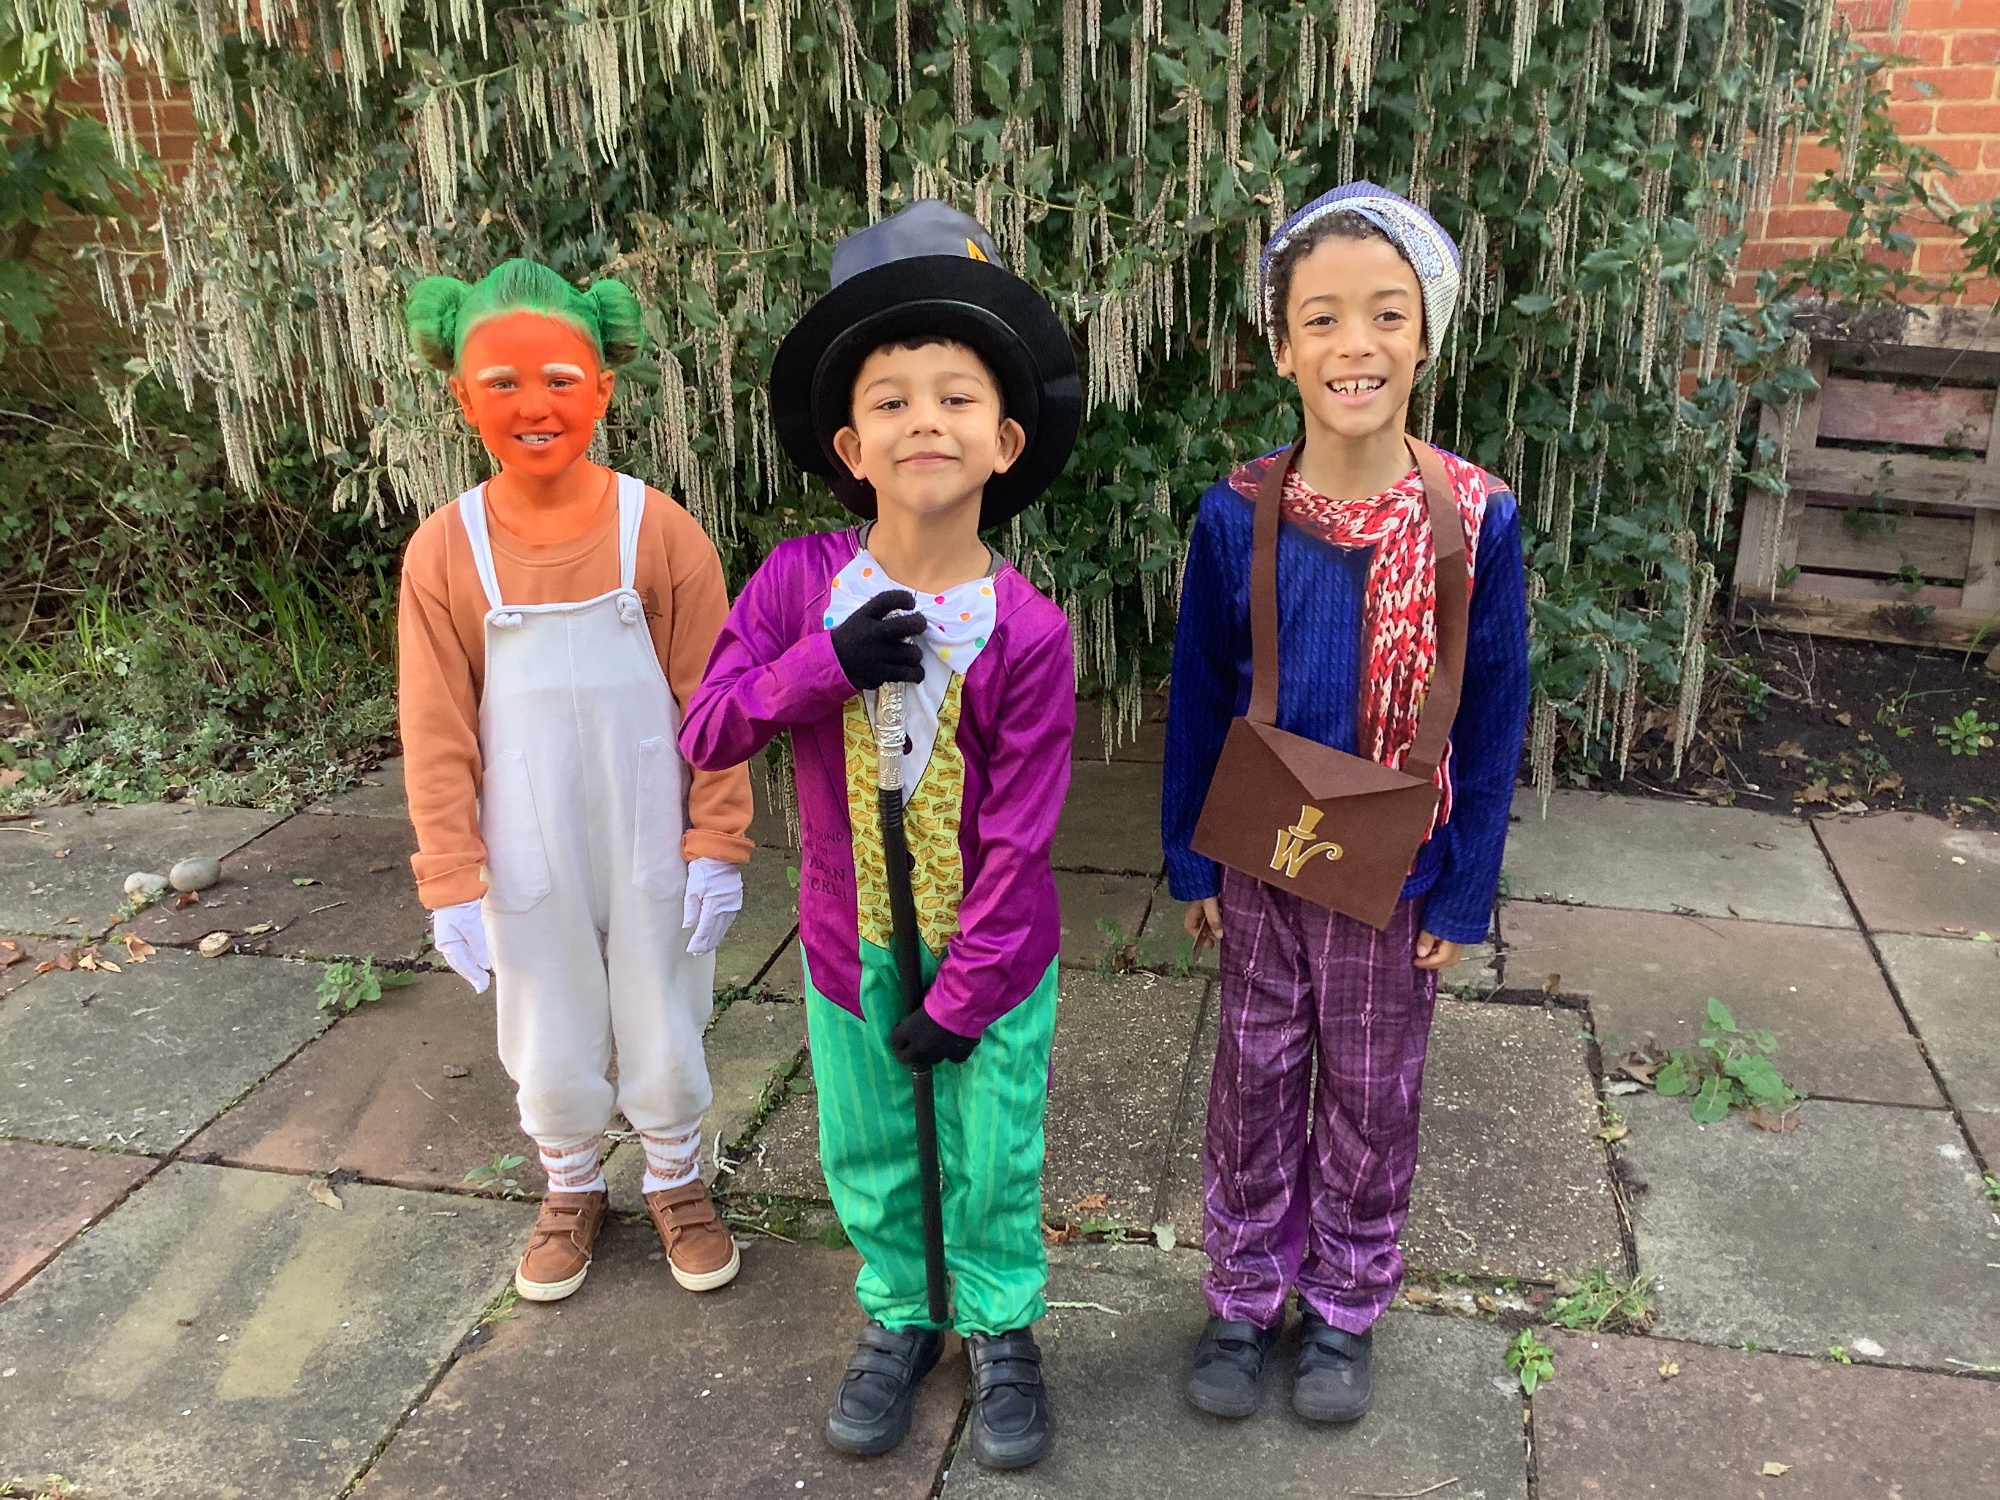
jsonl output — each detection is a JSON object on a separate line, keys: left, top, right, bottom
{"left": 770, "top": 199, "right": 1081, "bottom": 530}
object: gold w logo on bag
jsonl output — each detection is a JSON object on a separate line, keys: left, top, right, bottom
{"left": 1270, "top": 805, "right": 1344, "bottom": 878}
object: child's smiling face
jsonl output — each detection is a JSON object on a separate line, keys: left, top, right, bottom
{"left": 832, "top": 338, "right": 1025, "bottom": 525}
{"left": 1274, "top": 234, "right": 1425, "bottom": 448}
{"left": 448, "top": 310, "right": 615, "bottom": 479}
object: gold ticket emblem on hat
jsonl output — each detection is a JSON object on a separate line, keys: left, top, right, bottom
{"left": 964, "top": 238, "right": 989, "bottom": 262}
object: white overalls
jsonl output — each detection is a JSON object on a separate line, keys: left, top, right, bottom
{"left": 459, "top": 474, "right": 714, "bottom": 1151}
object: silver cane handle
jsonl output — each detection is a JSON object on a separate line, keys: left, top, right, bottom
{"left": 875, "top": 680, "right": 905, "bottom": 793}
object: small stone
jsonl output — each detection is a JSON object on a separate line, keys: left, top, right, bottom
{"left": 442, "top": 1063, "right": 470, "bottom": 1079}
{"left": 124, "top": 871, "right": 170, "bottom": 901}
{"left": 170, "top": 857, "right": 222, "bottom": 892}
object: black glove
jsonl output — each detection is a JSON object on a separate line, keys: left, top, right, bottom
{"left": 889, "top": 1005, "right": 980, "bottom": 1067}
{"left": 830, "top": 591, "right": 927, "bottom": 691}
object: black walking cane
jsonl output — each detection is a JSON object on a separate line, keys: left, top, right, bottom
{"left": 874, "top": 678, "right": 951, "bottom": 1327}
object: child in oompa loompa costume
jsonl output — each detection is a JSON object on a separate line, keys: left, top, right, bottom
{"left": 1163, "top": 183, "right": 1530, "bottom": 1421}
{"left": 681, "top": 200, "right": 1080, "bottom": 1470}
{"left": 398, "top": 260, "right": 752, "bottom": 1301}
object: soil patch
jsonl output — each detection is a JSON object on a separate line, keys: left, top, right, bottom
{"left": 1581, "top": 626, "right": 1998, "bottom": 830}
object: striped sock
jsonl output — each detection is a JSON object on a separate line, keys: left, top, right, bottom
{"left": 538, "top": 1136, "right": 606, "bottom": 1195}
{"left": 640, "top": 1122, "right": 703, "bottom": 1194}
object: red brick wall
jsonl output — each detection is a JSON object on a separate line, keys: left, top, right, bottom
{"left": 1742, "top": 0, "right": 2000, "bottom": 304}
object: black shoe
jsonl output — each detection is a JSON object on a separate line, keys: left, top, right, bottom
{"left": 1292, "top": 1309, "right": 1373, "bottom": 1422}
{"left": 824, "top": 1320, "right": 945, "bottom": 1456}
{"left": 965, "top": 1327, "right": 1055, "bottom": 1469}
{"left": 1186, "top": 1315, "right": 1283, "bottom": 1419}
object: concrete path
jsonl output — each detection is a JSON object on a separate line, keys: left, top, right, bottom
{"left": 3, "top": 739, "right": 1997, "bottom": 1498}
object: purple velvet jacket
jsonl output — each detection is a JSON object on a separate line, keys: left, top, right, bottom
{"left": 680, "top": 529, "right": 1074, "bottom": 1037}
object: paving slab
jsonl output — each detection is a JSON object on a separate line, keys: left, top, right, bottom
{"left": 1503, "top": 789, "right": 1853, "bottom": 927}
{"left": 1156, "top": 997, "right": 1622, "bottom": 1280}
{"left": 118, "top": 811, "right": 428, "bottom": 963}
{"left": 605, "top": 997, "right": 806, "bottom": 1207}
{"left": 1535, "top": 1330, "right": 2000, "bottom": 1499}
{"left": 306, "top": 757, "right": 407, "bottom": 819}
{"left": 0, "top": 948, "right": 328, "bottom": 1153}
{"left": 1055, "top": 870, "right": 1158, "bottom": 969}
{"left": 1875, "top": 933, "right": 2000, "bottom": 1113}
{"left": 355, "top": 1227, "right": 960, "bottom": 1500}
{"left": 1440, "top": 940, "right": 1501, "bottom": 999}
{"left": 1403, "top": 1000, "right": 1625, "bottom": 1281}
{"left": 1043, "top": 972, "right": 1206, "bottom": 1228}
{"left": 183, "top": 968, "right": 540, "bottom": 1197}
{"left": 0, "top": 801, "right": 283, "bottom": 938}
{"left": 0, "top": 1141, "right": 156, "bottom": 1298}
{"left": 1500, "top": 902, "right": 1942, "bottom": 1108}
{"left": 1619, "top": 1091, "right": 2000, "bottom": 1367}
{"left": 1965, "top": 1110, "right": 2000, "bottom": 1168}
{"left": 714, "top": 850, "right": 801, "bottom": 994}
{"left": 0, "top": 932, "right": 68, "bottom": 1000}
{"left": 1052, "top": 760, "right": 1163, "bottom": 875}
{"left": 1815, "top": 811, "right": 2000, "bottom": 938}
{"left": 728, "top": 1053, "right": 828, "bottom": 1200}
{"left": 0, "top": 1160, "right": 533, "bottom": 1499}
{"left": 941, "top": 1244, "right": 1526, "bottom": 1500}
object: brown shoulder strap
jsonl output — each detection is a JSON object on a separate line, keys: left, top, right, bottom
{"left": 1246, "top": 438, "right": 1469, "bottom": 774}
{"left": 1246, "top": 440, "right": 1300, "bottom": 725}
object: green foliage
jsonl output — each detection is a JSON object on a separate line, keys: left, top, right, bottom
{"left": 12, "top": 0, "right": 1991, "bottom": 790}
{"left": 0, "top": 388, "right": 409, "bottom": 811}
{"left": 0, "top": 15, "right": 148, "bottom": 359}
{"left": 316, "top": 955, "right": 415, "bottom": 1012}
{"left": 1545, "top": 1267, "right": 1653, "bottom": 1334}
{"left": 1933, "top": 709, "right": 1996, "bottom": 757}
{"left": 1653, "top": 998, "right": 1801, "bottom": 1125}
{"left": 1504, "top": 1327, "right": 1554, "bottom": 1395}
{"left": 462, "top": 1152, "right": 531, "bottom": 1198}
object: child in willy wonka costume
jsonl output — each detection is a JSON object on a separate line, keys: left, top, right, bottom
{"left": 1162, "top": 184, "right": 1529, "bottom": 1422}
{"left": 399, "top": 260, "right": 752, "bottom": 1302}
{"left": 681, "top": 201, "right": 1079, "bottom": 1469}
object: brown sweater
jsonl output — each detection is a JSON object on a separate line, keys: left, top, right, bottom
{"left": 397, "top": 483, "right": 753, "bottom": 909}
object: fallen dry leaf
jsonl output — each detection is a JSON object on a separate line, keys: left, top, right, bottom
{"left": 174, "top": 890, "right": 200, "bottom": 908}
{"left": 1613, "top": 1051, "right": 1659, "bottom": 1086}
{"left": 1833, "top": 711, "right": 1852, "bottom": 727}
{"left": 121, "top": 935, "right": 155, "bottom": 962}
{"left": 1872, "top": 772, "right": 1903, "bottom": 794}
{"left": 1794, "top": 780, "right": 1833, "bottom": 806}
{"left": 1, "top": 939, "right": 15, "bottom": 951}
{"left": 307, "top": 1178, "right": 344, "bottom": 1211}
{"left": 242, "top": 922, "right": 276, "bottom": 936}
{"left": 0, "top": 766, "right": 24, "bottom": 788}
{"left": 0, "top": 949, "right": 23, "bottom": 969}
{"left": 197, "top": 931, "right": 232, "bottom": 958}
{"left": 1657, "top": 1358, "right": 1679, "bottom": 1380}
{"left": 35, "top": 952, "right": 77, "bottom": 975}
{"left": 1760, "top": 740, "right": 1809, "bottom": 762}
{"left": 368, "top": 862, "right": 395, "bottom": 874}
{"left": 1401, "top": 1286, "right": 1442, "bottom": 1306}
{"left": 1761, "top": 1462, "right": 1791, "bottom": 1477}
{"left": 1749, "top": 1105, "right": 1800, "bottom": 1133}
{"left": 1072, "top": 1192, "right": 1109, "bottom": 1213}
{"left": 1542, "top": 971, "right": 1563, "bottom": 995}
{"left": 1597, "top": 1119, "right": 1630, "bottom": 1143}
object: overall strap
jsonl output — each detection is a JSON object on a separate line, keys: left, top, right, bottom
{"left": 615, "top": 473, "right": 645, "bottom": 592}
{"left": 1246, "top": 439, "right": 1469, "bottom": 772}
{"left": 456, "top": 486, "right": 506, "bottom": 612}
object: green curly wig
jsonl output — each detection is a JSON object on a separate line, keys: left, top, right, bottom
{"left": 406, "top": 259, "right": 646, "bottom": 373}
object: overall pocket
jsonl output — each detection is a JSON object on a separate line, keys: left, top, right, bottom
{"left": 632, "top": 736, "right": 687, "bottom": 901}
{"left": 480, "top": 749, "right": 554, "bottom": 913}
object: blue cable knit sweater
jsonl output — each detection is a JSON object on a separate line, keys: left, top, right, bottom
{"left": 1161, "top": 454, "right": 1530, "bottom": 946}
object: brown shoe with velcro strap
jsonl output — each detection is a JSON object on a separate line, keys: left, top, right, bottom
{"left": 514, "top": 1190, "right": 608, "bottom": 1302}
{"left": 644, "top": 1180, "right": 742, "bottom": 1291}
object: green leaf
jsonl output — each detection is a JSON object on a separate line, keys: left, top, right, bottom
{"left": 1654, "top": 1056, "right": 1692, "bottom": 1096}
{"left": 1705, "top": 998, "right": 1738, "bottom": 1032}
{"left": 1690, "top": 1074, "right": 1731, "bottom": 1124}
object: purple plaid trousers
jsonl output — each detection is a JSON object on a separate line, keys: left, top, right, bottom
{"left": 1202, "top": 868, "right": 1439, "bottom": 1333}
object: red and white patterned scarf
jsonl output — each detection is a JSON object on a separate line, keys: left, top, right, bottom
{"left": 1228, "top": 447, "right": 1496, "bottom": 831}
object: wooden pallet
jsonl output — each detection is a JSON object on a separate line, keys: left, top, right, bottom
{"left": 1732, "top": 303, "right": 2000, "bottom": 653}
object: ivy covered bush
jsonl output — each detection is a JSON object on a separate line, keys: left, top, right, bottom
{"left": 17, "top": 0, "right": 1990, "bottom": 791}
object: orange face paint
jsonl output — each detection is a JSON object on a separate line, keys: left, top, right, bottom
{"left": 448, "top": 310, "right": 613, "bottom": 482}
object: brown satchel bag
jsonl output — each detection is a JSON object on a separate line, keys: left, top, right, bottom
{"left": 1190, "top": 435, "right": 1468, "bottom": 930}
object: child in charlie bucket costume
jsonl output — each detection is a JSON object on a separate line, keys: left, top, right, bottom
{"left": 397, "top": 260, "right": 752, "bottom": 1302}
{"left": 681, "top": 200, "right": 1080, "bottom": 1469}
{"left": 1162, "top": 184, "right": 1530, "bottom": 1421}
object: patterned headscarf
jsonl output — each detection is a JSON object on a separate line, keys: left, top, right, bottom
{"left": 1258, "top": 181, "right": 1461, "bottom": 362}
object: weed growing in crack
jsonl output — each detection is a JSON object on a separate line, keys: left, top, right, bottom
{"left": 462, "top": 1153, "right": 530, "bottom": 1199}
{"left": 1653, "top": 999, "right": 1802, "bottom": 1126}
{"left": 1504, "top": 1328, "right": 1555, "bottom": 1395}
{"left": 316, "top": 956, "right": 414, "bottom": 1013}
{"left": 1545, "top": 1267, "right": 1655, "bottom": 1334}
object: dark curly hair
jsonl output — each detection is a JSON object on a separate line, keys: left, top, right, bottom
{"left": 1263, "top": 211, "right": 1415, "bottom": 347}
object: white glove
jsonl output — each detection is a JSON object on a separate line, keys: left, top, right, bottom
{"left": 683, "top": 857, "right": 744, "bottom": 957}
{"left": 432, "top": 899, "right": 491, "bottom": 993}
